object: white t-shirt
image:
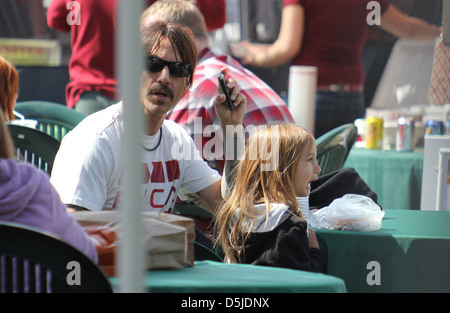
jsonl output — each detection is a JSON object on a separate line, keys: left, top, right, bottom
{"left": 50, "top": 102, "right": 221, "bottom": 213}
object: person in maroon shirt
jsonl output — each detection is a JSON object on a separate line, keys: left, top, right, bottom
{"left": 47, "top": 0, "right": 225, "bottom": 116}
{"left": 47, "top": 0, "right": 118, "bottom": 114}
{"left": 234, "top": 0, "right": 441, "bottom": 137}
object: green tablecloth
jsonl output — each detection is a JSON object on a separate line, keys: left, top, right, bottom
{"left": 109, "top": 260, "right": 346, "bottom": 293}
{"left": 344, "top": 148, "right": 424, "bottom": 210}
{"left": 316, "top": 209, "right": 450, "bottom": 292}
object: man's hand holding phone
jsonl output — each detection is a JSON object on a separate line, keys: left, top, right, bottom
{"left": 214, "top": 67, "right": 247, "bottom": 127}
{"left": 218, "top": 72, "right": 234, "bottom": 111}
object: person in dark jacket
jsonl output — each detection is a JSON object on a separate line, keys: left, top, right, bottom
{"left": 215, "top": 123, "right": 327, "bottom": 273}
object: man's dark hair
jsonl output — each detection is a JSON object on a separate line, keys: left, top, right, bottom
{"left": 141, "top": 21, "right": 197, "bottom": 89}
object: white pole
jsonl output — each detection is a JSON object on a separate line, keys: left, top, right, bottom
{"left": 116, "top": 0, "right": 145, "bottom": 293}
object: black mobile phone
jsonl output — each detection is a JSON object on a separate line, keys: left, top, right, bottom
{"left": 218, "top": 73, "right": 233, "bottom": 111}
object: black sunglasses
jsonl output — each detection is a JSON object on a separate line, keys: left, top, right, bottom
{"left": 145, "top": 56, "right": 191, "bottom": 77}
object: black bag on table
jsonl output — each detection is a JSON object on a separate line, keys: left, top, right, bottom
{"left": 309, "top": 167, "right": 380, "bottom": 211}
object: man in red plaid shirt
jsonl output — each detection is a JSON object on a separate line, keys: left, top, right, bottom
{"left": 142, "top": 0, "right": 294, "bottom": 175}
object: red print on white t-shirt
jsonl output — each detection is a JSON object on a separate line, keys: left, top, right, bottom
{"left": 113, "top": 160, "right": 181, "bottom": 213}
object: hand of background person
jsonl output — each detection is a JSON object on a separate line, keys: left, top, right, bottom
{"left": 230, "top": 41, "right": 269, "bottom": 66}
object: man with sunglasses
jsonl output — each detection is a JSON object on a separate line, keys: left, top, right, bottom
{"left": 141, "top": 0, "right": 294, "bottom": 176}
{"left": 50, "top": 22, "right": 246, "bottom": 215}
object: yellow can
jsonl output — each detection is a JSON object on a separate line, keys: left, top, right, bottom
{"left": 365, "top": 116, "right": 383, "bottom": 149}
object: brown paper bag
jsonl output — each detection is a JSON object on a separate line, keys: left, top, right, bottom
{"left": 141, "top": 212, "right": 195, "bottom": 267}
{"left": 72, "top": 211, "right": 195, "bottom": 276}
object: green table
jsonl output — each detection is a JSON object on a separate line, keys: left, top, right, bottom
{"left": 344, "top": 148, "right": 424, "bottom": 210}
{"left": 316, "top": 209, "right": 450, "bottom": 292}
{"left": 109, "top": 260, "right": 346, "bottom": 293}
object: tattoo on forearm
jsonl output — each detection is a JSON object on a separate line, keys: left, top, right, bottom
{"left": 222, "top": 131, "right": 240, "bottom": 196}
{"left": 185, "top": 191, "right": 204, "bottom": 207}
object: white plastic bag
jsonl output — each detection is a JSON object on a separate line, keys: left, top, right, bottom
{"left": 309, "top": 194, "right": 385, "bottom": 231}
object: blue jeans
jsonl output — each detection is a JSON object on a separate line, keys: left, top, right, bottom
{"left": 314, "top": 90, "right": 365, "bottom": 137}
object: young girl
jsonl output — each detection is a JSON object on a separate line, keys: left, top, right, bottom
{"left": 215, "top": 123, "right": 327, "bottom": 272}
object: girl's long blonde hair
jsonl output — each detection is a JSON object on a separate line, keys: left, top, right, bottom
{"left": 214, "top": 123, "right": 315, "bottom": 263}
